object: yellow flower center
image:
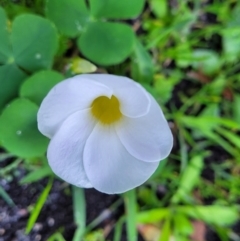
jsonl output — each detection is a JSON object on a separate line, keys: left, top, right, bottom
{"left": 91, "top": 95, "right": 122, "bottom": 124}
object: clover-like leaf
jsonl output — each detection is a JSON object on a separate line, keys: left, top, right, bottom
{"left": 20, "top": 70, "right": 64, "bottom": 106}
{"left": 0, "top": 98, "right": 48, "bottom": 158}
{"left": 89, "top": 0, "right": 145, "bottom": 19}
{"left": 131, "top": 37, "right": 154, "bottom": 84}
{"left": 12, "top": 14, "right": 58, "bottom": 72}
{"left": 0, "top": 64, "right": 27, "bottom": 111}
{"left": 78, "top": 22, "right": 134, "bottom": 65}
{"left": 0, "top": 7, "right": 11, "bottom": 64}
{"left": 46, "top": 0, "right": 89, "bottom": 37}
{"left": 45, "top": 0, "right": 138, "bottom": 65}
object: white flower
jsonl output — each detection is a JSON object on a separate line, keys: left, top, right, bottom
{"left": 37, "top": 74, "right": 173, "bottom": 194}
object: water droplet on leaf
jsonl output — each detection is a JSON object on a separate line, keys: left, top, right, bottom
{"left": 16, "top": 130, "right": 22, "bottom": 135}
{"left": 35, "top": 53, "right": 41, "bottom": 59}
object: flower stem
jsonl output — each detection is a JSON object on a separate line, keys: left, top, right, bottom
{"left": 124, "top": 189, "right": 137, "bottom": 241}
{"left": 72, "top": 187, "right": 86, "bottom": 241}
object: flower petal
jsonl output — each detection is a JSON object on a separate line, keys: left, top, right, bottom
{"left": 83, "top": 124, "right": 159, "bottom": 194}
{"left": 81, "top": 74, "right": 150, "bottom": 118}
{"left": 47, "top": 109, "right": 96, "bottom": 188}
{"left": 116, "top": 96, "right": 173, "bottom": 162}
{"left": 38, "top": 75, "right": 112, "bottom": 138}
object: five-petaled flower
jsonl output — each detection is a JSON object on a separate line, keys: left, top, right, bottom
{"left": 37, "top": 74, "right": 173, "bottom": 194}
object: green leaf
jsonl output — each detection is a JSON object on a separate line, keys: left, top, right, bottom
{"left": 26, "top": 178, "right": 53, "bottom": 234}
{"left": 159, "top": 218, "right": 171, "bottom": 241}
{"left": 0, "top": 7, "right": 11, "bottom": 64}
{"left": 46, "top": 0, "right": 89, "bottom": 37}
{"left": 179, "top": 205, "right": 238, "bottom": 226}
{"left": 171, "top": 155, "right": 203, "bottom": 204}
{"left": 201, "top": 103, "right": 219, "bottom": 117}
{"left": 216, "top": 127, "right": 240, "bottom": 149}
{"left": 0, "top": 98, "right": 49, "bottom": 158}
{"left": 131, "top": 37, "right": 154, "bottom": 84}
{"left": 0, "top": 64, "right": 27, "bottom": 111}
{"left": 233, "top": 94, "right": 240, "bottom": 123}
{"left": 173, "top": 213, "right": 193, "bottom": 235}
{"left": 47, "top": 232, "right": 67, "bottom": 241}
{"left": 153, "top": 74, "right": 180, "bottom": 104}
{"left": 83, "top": 230, "right": 105, "bottom": 241}
{"left": 20, "top": 70, "right": 64, "bottom": 105}
{"left": 180, "top": 116, "right": 240, "bottom": 156}
{"left": 20, "top": 165, "right": 53, "bottom": 184}
{"left": 4, "top": 4, "right": 31, "bottom": 20}
{"left": 222, "top": 28, "right": 240, "bottom": 63}
{"left": 206, "top": 76, "right": 226, "bottom": 96}
{"left": 89, "top": 0, "right": 145, "bottom": 19}
{"left": 150, "top": 0, "right": 167, "bottom": 18}
{"left": 226, "top": 2, "right": 240, "bottom": 27}
{"left": 12, "top": 14, "right": 58, "bottom": 72}
{"left": 78, "top": 21, "right": 134, "bottom": 65}
{"left": 192, "top": 49, "right": 221, "bottom": 75}
{"left": 180, "top": 116, "right": 240, "bottom": 131}
{"left": 174, "top": 42, "right": 192, "bottom": 68}
{"left": 172, "top": 10, "right": 197, "bottom": 35}
{"left": 138, "top": 186, "right": 160, "bottom": 206}
{"left": 137, "top": 208, "right": 169, "bottom": 223}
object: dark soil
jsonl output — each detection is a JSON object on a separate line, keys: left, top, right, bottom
{"left": 0, "top": 185, "right": 113, "bottom": 241}
{"left": 0, "top": 162, "right": 119, "bottom": 241}
{"left": 0, "top": 162, "right": 146, "bottom": 241}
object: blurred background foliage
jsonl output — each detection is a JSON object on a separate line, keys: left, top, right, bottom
{"left": 0, "top": 0, "right": 240, "bottom": 241}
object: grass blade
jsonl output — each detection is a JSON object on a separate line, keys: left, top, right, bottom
{"left": 113, "top": 217, "right": 124, "bottom": 241}
{"left": 26, "top": 177, "right": 53, "bottom": 234}
{"left": 20, "top": 165, "right": 52, "bottom": 184}
{"left": 47, "top": 232, "right": 66, "bottom": 241}
{"left": 0, "top": 185, "right": 15, "bottom": 206}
